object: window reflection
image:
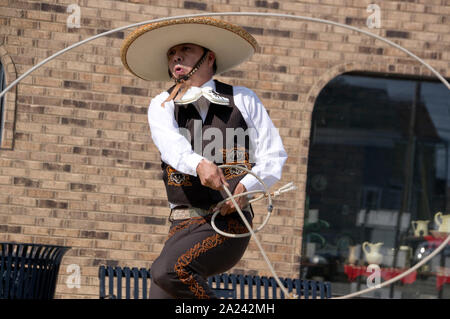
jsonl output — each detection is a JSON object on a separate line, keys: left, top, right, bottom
{"left": 303, "top": 73, "right": 450, "bottom": 298}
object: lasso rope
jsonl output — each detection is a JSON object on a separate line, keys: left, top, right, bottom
{"left": 214, "top": 165, "right": 297, "bottom": 298}
{"left": 1, "top": 11, "right": 449, "bottom": 101}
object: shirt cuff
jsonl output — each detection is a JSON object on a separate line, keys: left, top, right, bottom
{"left": 239, "top": 174, "right": 263, "bottom": 193}
{"left": 182, "top": 152, "right": 205, "bottom": 177}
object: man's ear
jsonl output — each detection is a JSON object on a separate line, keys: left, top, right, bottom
{"left": 207, "top": 51, "right": 216, "bottom": 67}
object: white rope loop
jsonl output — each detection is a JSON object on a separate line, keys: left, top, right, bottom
{"left": 212, "top": 164, "right": 297, "bottom": 298}
{"left": 1, "top": 11, "right": 448, "bottom": 102}
{"left": 211, "top": 165, "right": 273, "bottom": 238}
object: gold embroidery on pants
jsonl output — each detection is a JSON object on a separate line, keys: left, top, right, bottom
{"left": 173, "top": 218, "right": 248, "bottom": 299}
{"left": 167, "top": 216, "right": 208, "bottom": 240}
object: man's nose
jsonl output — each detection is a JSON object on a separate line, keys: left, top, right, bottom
{"left": 172, "top": 52, "right": 183, "bottom": 63}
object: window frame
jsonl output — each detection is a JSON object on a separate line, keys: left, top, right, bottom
{"left": 0, "top": 46, "right": 17, "bottom": 150}
{"left": 0, "top": 61, "right": 5, "bottom": 144}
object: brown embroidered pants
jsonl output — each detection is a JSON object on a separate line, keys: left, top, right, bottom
{"left": 149, "top": 208, "right": 253, "bottom": 299}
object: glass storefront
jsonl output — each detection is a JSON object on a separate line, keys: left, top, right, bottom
{"left": 302, "top": 73, "right": 450, "bottom": 298}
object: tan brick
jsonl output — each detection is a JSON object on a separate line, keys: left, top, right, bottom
{"left": 69, "top": 201, "right": 97, "bottom": 211}
{"left": 65, "top": 238, "right": 94, "bottom": 249}
{"left": 41, "top": 180, "right": 69, "bottom": 190}
{"left": 23, "top": 226, "right": 51, "bottom": 236}
{"left": 9, "top": 196, "right": 36, "bottom": 207}
{"left": 9, "top": 214, "right": 36, "bottom": 225}
{"left": 59, "top": 135, "right": 89, "bottom": 146}
{"left": 108, "top": 249, "right": 136, "bottom": 261}
{"left": 124, "top": 223, "right": 153, "bottom": 234}
{"left": 6, "top": 234, "right": 35, "bottom": 244}
{"left": 15, "top": 122, "right": 44, "bottom": 133}
{"left": 94, "top": 239, "right": 121, "bottom": 250}
{"left": 52, "top": 228, "right": 79, "bottom": 238}
{"left": 94, "top": 221, "right": 124, "bottom": 232}
{"left": 97, "top": 184, "right": 127, "bottom": 195}
{"left": 109, "top": 232, "right": 140, "bottom": 242}
{"left": 26, "top": 189, "right": 55, "bottom": 199}
{"left": 44, "top": 124, "right": 73, "bottom": 136}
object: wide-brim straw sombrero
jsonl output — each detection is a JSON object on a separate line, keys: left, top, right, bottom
{"left": 121, "top": 17, "right": 259, "bottom": 81}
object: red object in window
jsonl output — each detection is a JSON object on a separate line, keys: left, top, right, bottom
{"left": 344, "top": 264, "right": 417, "bottom": 284}
{"left": 436, "top": 274, "right": 450, "bottom": 290}
{"left": 424, "top": 235, "right": 445, "bottom": 246}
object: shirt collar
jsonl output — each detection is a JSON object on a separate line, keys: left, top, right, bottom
{"left": 174, "top": 78, "right": 230, "bottom": 106}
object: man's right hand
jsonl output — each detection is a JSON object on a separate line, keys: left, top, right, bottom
{"left": 196, "top": 159, "right": 229, "bottom": 191}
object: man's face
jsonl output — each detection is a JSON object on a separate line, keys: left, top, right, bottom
{"left": 167, "top": 43, "right": 207, "bottom": 79}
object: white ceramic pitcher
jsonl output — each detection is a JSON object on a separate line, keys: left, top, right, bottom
{"left": 434, "top": 212, "right": 450, "bottom": 233}
{"left": 411, "top": 220, "right": 429, "bottom": 237}
{"left": 362, "top": 242, "right": 383, "bottom": 265}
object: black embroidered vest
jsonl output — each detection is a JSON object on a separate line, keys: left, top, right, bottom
{"left": 161, "top": 80, "right": 254, "bottom": 210}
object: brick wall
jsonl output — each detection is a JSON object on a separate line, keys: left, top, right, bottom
{"left": 0, "top": 0, "right": 448, "bottom": 298}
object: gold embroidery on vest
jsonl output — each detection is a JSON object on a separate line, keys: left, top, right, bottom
{"left": 221, "top": 147, "right": 251, "bottom": 179}
{"left": 166, "top": 166, "right": 192, "bottom": 186}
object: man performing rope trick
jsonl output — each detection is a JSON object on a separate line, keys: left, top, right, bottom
{"left": 121, "top": 17, "right": 288, "bottom": 299}
{"left": 1, "top": 10, "right": 448, "bottom": 300}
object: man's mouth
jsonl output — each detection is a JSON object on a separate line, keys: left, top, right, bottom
{"left": 173, "top": 65, "right": 186, "bottom": 75}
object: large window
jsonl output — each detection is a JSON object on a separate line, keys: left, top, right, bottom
{"left": 302, "top": 73, "right": 450, "bottom": 299}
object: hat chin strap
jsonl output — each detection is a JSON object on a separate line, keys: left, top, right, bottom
{"left": 162, "top": 49, "right": 209, "bottom": 107}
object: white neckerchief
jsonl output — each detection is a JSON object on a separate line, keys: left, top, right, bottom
{"left": 174, "top": 80, "right": 229, "bottom": 106}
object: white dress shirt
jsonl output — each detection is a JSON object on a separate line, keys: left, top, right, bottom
{"left": 147, "top": 78, "right": 288, "bottom": 206}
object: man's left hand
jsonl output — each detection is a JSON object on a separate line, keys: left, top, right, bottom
{"left": 215, "top": 183, "right": 248, "bottom": 216}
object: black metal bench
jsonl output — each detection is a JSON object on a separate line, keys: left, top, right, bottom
{"left": 98, "top": 265, "right": 332, "bottom": 299}
{"left": 0, "top": 242, "right": 70, "bottom": 299}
